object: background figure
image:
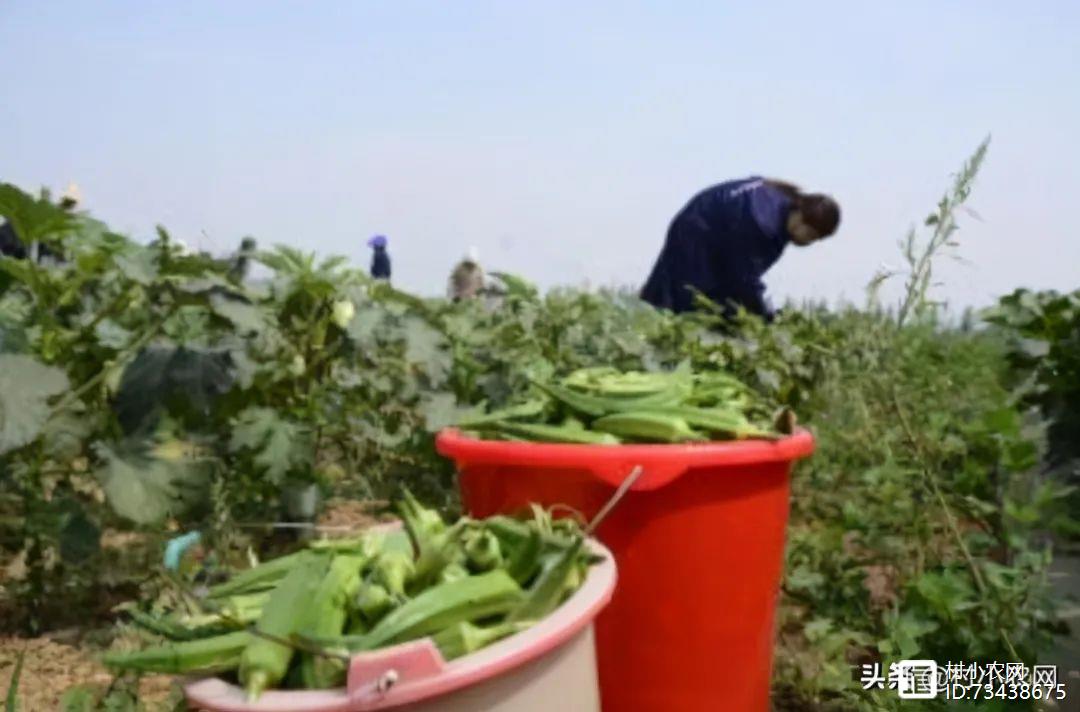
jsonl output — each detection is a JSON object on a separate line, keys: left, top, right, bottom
{"left": 448, "top": 246, "right": 484, "bottom": 302}
{"left": 229, "top": 236, "right": 257, "bottom": 283}
{"left": 0, "top": 183, "right": 80, "bottom": 261}
{"left": 641, "top": 177, "right": 840, "bottom": 320}
{"left": 0, "top": 220, "right": 25, "bottom": 259}
{"left": 368, "top": 234, "right": 391, "bottom": 281}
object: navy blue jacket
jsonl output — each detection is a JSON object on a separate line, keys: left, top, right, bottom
{"left": 0, "top": 221, "right": 59, "bottom": 262}
{"left": 371, "top": 247, "right": 391, "bottom": 280}
{"left": 640, "top": 177, "right": 792, "bottom": 318}
{"left": 0, "top": 222, "right": 26, "bottom": 259}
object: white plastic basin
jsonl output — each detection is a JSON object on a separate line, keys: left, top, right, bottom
{"left": 183, "top": 537, "right": 617, "bottom": 712}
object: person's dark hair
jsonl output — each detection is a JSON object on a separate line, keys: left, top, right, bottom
{"left": 800, "top": 194, "right": 840, "bottom": 236}
{"left": 764, "top": 179, "right": 841, "bottom": 237}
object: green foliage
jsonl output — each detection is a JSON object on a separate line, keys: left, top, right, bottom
{"left": 4, "top": 650, "right": 23, "bottom": 712}
{"left": 985, "top": 288, "right": 1080, "bottom": 466}
{"left": 773, "top": 314, "right": 1062, "bottom": 709}
{"left": 0, "top": 182, "right": 77, "bottom": 248}
{"left": 93, "top": 441, "right": 211, "bottom": 526}
{"left": 0, "top": 148, "right": 1073, "bottom": 711}
{"left": 0, "top": 354, "right": 68, "bottom": 455}
{"left": 113, "top": 347, "right": 233, "bottom": 434}
{"left": 229, "top": 407, "right": 311, "bottom": 485}
{"left": 869, "top": 135, "right": 990, "bottom": 324}
{"left": 57, "top": 678, "right": 184, "bottom": 712}
{"left": 59, "top": 685, "right": 98, "bottom": 712}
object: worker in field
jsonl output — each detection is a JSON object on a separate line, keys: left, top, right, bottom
{"left": 640, "top": 178, "right": 840, "bottom": 320}
{"left": 0, "top": 220, "right": 23, "bottom": 259}
{"left": 368, "top": 234, "right": 391, "bottom": 281}
{"left": 0, "top": 183, "right": 80, "bottom": 261}
{"left": 448, "top": 246, "right": 485, "bottom": 302}
{"left": 228, "top": 236, "right": 257, "bottom": 283}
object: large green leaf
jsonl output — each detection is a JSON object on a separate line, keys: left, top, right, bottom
{"left": 93, "top": 319, "right": 133, "bottom": 350}
{"left": 402, "top": 316, "right": 451, "bottom": 384}
{"left": 345, "top": 306, "right": 385, "bottom": 348}
{"left": 113, "top": 245, "right": 158, "bottom": 285}
{"left": 114, "top": 346, "right": 233, "bottom": 433}
{"left": 93, "top": 442, "right": 210, "bottom": 525}
{"left": 0, "top": 256, "right": 39, "bottom": 289}
{"left": 0, "top": 293, "right": 32, "bottom": 353}
{"left": 229, "top": 407, "right": 310, "bottom": 484}
{"left": 913, "top": 571, "right": 975, "bottom": 622}
{"left": 209, "top": 292, "right": 268, "bottom": 335}
{"left": 417, "top": 392, "right": 483, "bottom": 433}
{"left": 0, "top": 354, "right": 69, "bottom": 454}
{"left": 880, "top": 610, "right": 939, "bottom": 660}
{"left": 489, "top": 271, "right": 539, "bottom": 299}
{"left": 41, "top": 410, "right": 97, "bottom": 460}
{"left": 171, "top": 273, "right": 236, "bottom": 295}
{"left": 0, "top": 183, "right": 77, "bottom": 246}
{"left": 227, "top": 347, "right": 260, "bottom": 390}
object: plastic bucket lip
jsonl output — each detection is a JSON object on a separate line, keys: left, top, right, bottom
{"left": 182, "top": 537, "right": 617, "bottom": 712}
{"left": 436, "top": 427, "right": 815, "bottom": 490}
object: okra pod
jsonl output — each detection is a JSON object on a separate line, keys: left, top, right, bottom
{"left": 398, "top": 489, "right": 465, "bottom": 589}
{"left": 504, "top": 527, "right": 543, "bottom": 585}
{"left": 571, "top": 370, "right": 676, "bottom": 398}
{"left": 351, "top": 582, "right": 394, "bottom": 632}
{"left": 532, "top": 379, "right": 688, "bottom": 418}
{"left": 645, "top": 406, "right": 775, "bottom": 439}
{"left": 562, "top": 367, "right": 620, "bottom": 388}
{"left": 340, "top": 570, "right": 525, "bottom": 652}
{"left": 103, "top": 631, "right": 251, "bottom": 675}
{"left": 297, "top": 553, "right": 367, "bottom": 689}
{"left": 438, "top": 562, "right": 470, "bottom": 585}
{"left": 217, "top": 591, "right": 270, "bottom": 622}
{"left": 483, "top": 420, "right": 620, "bottom": 445}
{"left": 239, "top": 552, "right": 331, "bottom": 700}
{"left": 430, "top": 621, "right": 523, "bottom": 661}
{"left": 374, "top": 549, "right": 415, "bottom": 600}
{"left": 206, "top": 549, "right": 307, "bottom": 599}
{"left": 591, "top": 412, "right": 706, "bottom": 443}
{"left": 462, "top": 528, "right": 503, "bottom": 572}
{"left": 456, "top": 399, "right": 547, "bottom": 428}
{"left": 483, "top": 516, "right": 577, "bottom": 552}
{"left": 126, "top": 609, "right": 220, "bottom": 641}
{"left": 508, "top": 537, "right": 585, "bottom": 624}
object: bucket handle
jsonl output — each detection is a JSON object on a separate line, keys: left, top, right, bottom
{"left": 346, "top": 638, "right": 446, "bottom": 700}
{"left": 587, "top": 460, "right": 688, "bottom": 491}
{"left": 587, "top": 465, "right": 644, "bottom": 535}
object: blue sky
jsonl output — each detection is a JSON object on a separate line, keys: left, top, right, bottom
{"left": 2, "top": 1, "right": 1078, "bottom": 307}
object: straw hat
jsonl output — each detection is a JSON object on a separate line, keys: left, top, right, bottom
{"left": 61, "top": 182, "right": 82, "bottom": 205}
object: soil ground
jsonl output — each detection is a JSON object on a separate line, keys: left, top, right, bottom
{"left": 0, "top": 500, "right": 383, "bottom": 709}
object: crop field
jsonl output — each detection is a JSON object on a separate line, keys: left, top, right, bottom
{"left": 1, "top": 146, "right": 1078, "bottom": 711}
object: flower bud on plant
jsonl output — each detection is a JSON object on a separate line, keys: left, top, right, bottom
{"left": 289, "top": 354, "right": 306, "bottom": 376}
{"left": 331, "top": 299, "right": 355, "bottom": 329}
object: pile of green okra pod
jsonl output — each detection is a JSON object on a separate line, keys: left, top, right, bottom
{"left": 456, "top": 365, "right": 783, "bottom": 444}
{"left": 104, "top": 492, "right": 598, "bottom": 701}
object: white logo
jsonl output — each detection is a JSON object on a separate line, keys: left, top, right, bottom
{"left": 895, "top": 660, "right": 939, "bottom": 699}
{"left": 1033, "top": 665, "right": 1057, "bottom": 687}
{"left": 728, "top": 179, "right": 765, "bottom": 198}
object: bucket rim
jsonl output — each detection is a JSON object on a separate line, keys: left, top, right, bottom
{"left": 436, "top": 427, "right": 815, "bottom": 490}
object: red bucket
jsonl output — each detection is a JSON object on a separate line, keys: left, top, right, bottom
{"left": 436, "top": 428, "right": 814, "bottom": 712}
